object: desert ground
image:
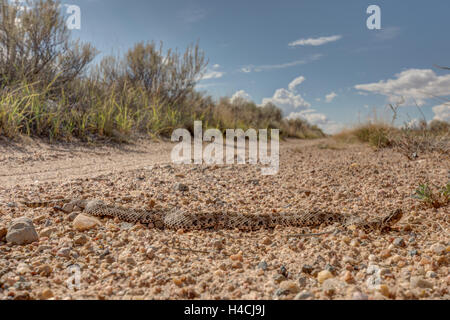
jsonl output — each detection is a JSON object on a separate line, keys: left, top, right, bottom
{"left": 0, "top": 137, "right": 448, "bottom": 300}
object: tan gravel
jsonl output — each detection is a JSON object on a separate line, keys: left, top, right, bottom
{"left": 0, "top": 137, "right": 448, "bottom": 300}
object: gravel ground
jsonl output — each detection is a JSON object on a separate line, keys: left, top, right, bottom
{"left": 0, "top": 138, "right": 448, "bottom": 300}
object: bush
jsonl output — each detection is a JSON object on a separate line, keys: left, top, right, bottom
{"left": 0, "top": 0, "right": 324, "bottom": 142}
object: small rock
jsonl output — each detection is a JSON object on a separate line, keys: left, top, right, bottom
{"left": 410, "top": 276, "right": 433, "bottom": 289}
{"left": 426, "top": 271, "right": 437, "bottom": 279}
{"left": 40, "top": 227, "right": 56, "bottom": 238}
{"left": 38, "top": 264, "right": 52, "bottom": 277}
{"left": 298, "top": 277, "right": 307, "bottom": 288}
{"left": 393, "top": 237, "right": 405, "bottom": 247}
{"left": 38, "top": 288, "right": 54, "bottom": 300}
{"left": 322, "top": 279, "right": 338, "bottom": 296}
{"left": 294, "top": 291, "right": 313, "bottom": 300}
{"left": 352, "top": 291, "right": 368, "bottom": 300}
{"left": 66, "top": 212, "right": 79, "bottom": 222}
{"left": 6, "top": 217, "right": 39, "bottom": 245}
{"left": 317, "top": 270, "right": 334, "bottom": 284}
{"left": 73, "top": 234, "right": 88, "bottom": 246}
{"left": 430, "top": 244, "right": 446, "bottom": 256}
{"left": 0, "top": 226, "right": 7, "bottom": 240}
{"left": 175, "top": 183, "right": 189, "bottom": 192}
{"left": 342, "top": 271, "right": 354, "bottom": 283}
{"left": 262, "top": 237, "right": 272, "bottom": 245}
{"left": 279, "top": 280, "right": 300, "bottom": 294}
{"left": 62, "top": 203, "right": 74, "bottom": 213}
{"left": 273, "top": 274, "right": 286, "bottom": 284}
{"left": 279, "top": 266, "right": 288, "bottom": 278}
{"left": 378, "top": 284, "right": 390, "bottom": 297}
{"left": 73, "top": 214, "right": 100, "bottom": 231}
{"left": 301, "top": 264, "right": 313, "bottom": 274}
{"left": 16, "top": 263, "right": 31, "bottom": 275}
{"left": 409, "top": 249, "right": 418, "bottom": 256}
{"left": 57, "top": 247, "right": 71, "bottom": 258}
{"left": 258, "top": 261, "right": 268, "bottom": 271}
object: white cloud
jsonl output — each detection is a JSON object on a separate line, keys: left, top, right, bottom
{"left": 289, "top": 35, "right": 342, "bottom": 47}
{"left": 325, "top": 92, "right": 337, "bottom": 103}
{"left": 201, "top": 71, "right": 225, "bottom": 80}
{"left": 262, "top": 88, "right": 311, "bottom": 111}
{"left": 288, "top": 76, "right": 305, "bottom": 91}
{"left": 355, "top": 69, "right": 450, "bottom": 106}
{"left": 212, "top": 64, "right": 220, "bottom": 69}
{"left": 231, "top": 90, "right": 252, "bottom": 102}
{"left": 240, "top": 54, "right": 322, "bottom": 73}
{"left": 287, "top": 110, "right": 344, "bottom": 134}
{"left": 432, "top": 104, "right": 450, "bottom": 122}
{"left": 374, "top": 26, "right": 401, "bottom": 41}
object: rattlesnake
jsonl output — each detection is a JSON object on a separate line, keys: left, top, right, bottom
{"left": 24, "top": 199, "right": 404, "bottom": 232}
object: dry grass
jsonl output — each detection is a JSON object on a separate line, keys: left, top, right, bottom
{"left": 335, "top": 120, "right": 449, "bottom": 159}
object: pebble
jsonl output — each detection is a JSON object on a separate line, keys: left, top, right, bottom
{"left": 0, "top": 226, "right": 7, "bottom": 240}
{"left": 38, "top": 288, "right": 54, "bottom": 300}
{"left": 16, "top": 263, "right": 31, "bottom": 275}
{"left": 73, "top": 214, "right": 101, "bottom": 231}
{"left": 73, "top": 234, "right": 88, "bottom": 246}
{"left": 410, "top": 276, "right": 433, "bottom": 289}
{"left": 426, "top": 271, "right": 437, "bottom": 279}
{"left": 40, "top": 227, "right": 57, "bottom": 238}
{"left": 294, "top": 291, "right": 313, "bottom": 300}
{"left": 322, "top": 279, "right": 339, "bottom": 296}
{"left": 279, "top": 280, "right": 300, "bottom": 294}
{"left": 6, "top": 217, "right": 39, "bottom": 245}
{"left": 393, "top": 237, "right": 406, "bottom": 247}
{"left": 57, "top": 247, "right": 71, "bottom": 258}
{"left": 38, "top": 264, "right": 52, "bottom": 277}
{"left": 317, "top": 270, "right": 334, "bottom": 284}
{"left": 301, "top": 264, "right": 313, "bottom": 274}
{"left": 175, "top": 183, "right": 189, "bottom": 192}
{"left": 273, "top": 274, "right": 286, "bottom": 284}
{"left": 352, "top": 291, "right": 369, "bottom": 300}
{"left": 430, "top": 244, "right": 446, "bottom": 256}
{"left": 258, "top": 261, "right": 268, "bottom": 271}
{"left": 378, "top": 284, "right": 390, "bottom": 297}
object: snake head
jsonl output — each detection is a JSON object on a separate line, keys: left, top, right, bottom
{"left": 382, "top": 209, "right": 403, "bottom": 226}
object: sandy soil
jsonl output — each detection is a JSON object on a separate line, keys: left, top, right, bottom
{"left": 0, "top": 137, "right": 448, "bottom": 300}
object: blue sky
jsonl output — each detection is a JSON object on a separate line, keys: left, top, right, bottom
{"left": 65, "top": 0, "right": 449, "bottom": 133}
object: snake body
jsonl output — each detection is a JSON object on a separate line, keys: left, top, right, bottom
{"left": 24, "top": 199, "right": 403, "bottom": 232}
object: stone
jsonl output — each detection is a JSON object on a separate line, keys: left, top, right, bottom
{"left": 301, "top": 264, "right": 313, "bottom": 274}
{"left": 393, "top": 237, "right": 406, "bottom": 247}
{"left": 352, "top": 291, "right": 368, "bottom": 300}
{"left": 0, "top": 225, "right": 7, "bottom": 240}
{"left": 378, "top": 284, "right": 390, "bottom": 297}
{"left": 73, "top": 234, "right": 88, "bottom": 246}
{"left": 39, "top": 288, "right": 54, "bottom": 300}
{"left": 57, "top": 247, "right": 71, "bottom": 258}
{"left": 273, "top": 274, "right": 286, "bottom": 284}
{"left": 279, "top": 280, "right": 300, "bottom": 294}
{"left": 6, "top": 217, "right": 39, "bottom": 245}
{"left": 40, "top": 227, "right": 57, "bottom": 238}
{"left": 317, "top": 270, "right": 334, "bottom": 284}
{"left": 322, "top": 279, "right": 338, "bottom": 296}
{"left": 410, "top": 276, "right": 433, "bottom": 289}
{"left": 38, "top": 264, "right": 52, "bottom": 277}
{"left": 73, "top": 214, "right": 100, "bottom": 231}
{"left": 431, "top": 244, "right": 446, "bottom": 256}
{"left": 426, "top": 271, "right": 437, "bottom": 279}
{"left": 16, "top": 263, "right": 31, "bottom": 275}
{"left": 294, "top": 291, "right": 313, "bottom": 300}
{"left": 258, "top": 261, "right": 268, "bottom": 271}
{"left": 175, "top": 183, "right": 189, "bottom": 192}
